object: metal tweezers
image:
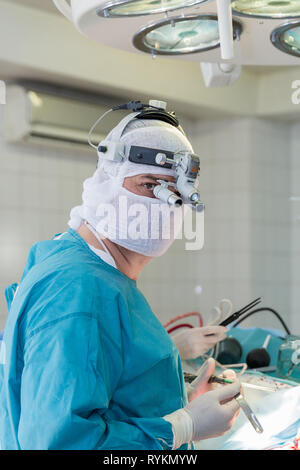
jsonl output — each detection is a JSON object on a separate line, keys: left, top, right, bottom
{"left": 235, "top": 394, "right": 264, "bottom": 434}
{"left": 219, "top": 297, "right": 263, "bottom": 327}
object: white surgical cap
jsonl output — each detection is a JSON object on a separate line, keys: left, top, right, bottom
{"left": 68, "top": 117, "right": 194, "bottom": 231}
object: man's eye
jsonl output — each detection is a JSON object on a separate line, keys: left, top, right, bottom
{"left": 144, "top": 183, "right": 156, "bottom": 191}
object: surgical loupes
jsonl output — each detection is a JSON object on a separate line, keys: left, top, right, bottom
{"left": 153, "top": 180, "right": 182, "bottom": 207}
{"left": 155, "top": 152, "right": 205, "bottom": 212}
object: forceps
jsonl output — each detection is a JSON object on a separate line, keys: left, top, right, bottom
{"left": 235, "top": 394, "right": 264, "bottom": 434}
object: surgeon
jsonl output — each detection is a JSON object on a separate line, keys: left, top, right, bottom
{"left": 0, "top": 101, "right": 240, "bottom": 450}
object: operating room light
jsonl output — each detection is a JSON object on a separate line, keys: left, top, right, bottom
{"left": 97, "top": 0, "right": 210, "bottom": 17}
{"left": 232, "top": 0, "right": 300, "bottom": 18}
{"left": 135, "top": 18, "right": 219, "bottom": 54}
{"left": 271, "top": 21, "right": 300, "bottom": 56}
{"left": 133, "top": 15, "right": 242, "bottom": 55}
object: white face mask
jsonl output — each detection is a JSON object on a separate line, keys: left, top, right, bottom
{"left": 95, "top": 183, "right": 187, "bottom": 257}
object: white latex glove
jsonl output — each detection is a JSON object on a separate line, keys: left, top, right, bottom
{"left": 172, "top": 326, "right": 228, "bottom": 360}
{"left": 164, "top": 378, "right": 241, "bottom": 449}
{"left": 186, "top": 357, "right": 237, "bottom": 401}
{"left": 186, "top": 380, "right": 241, "bottom": 441}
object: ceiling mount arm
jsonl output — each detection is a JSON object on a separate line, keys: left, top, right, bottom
{"left": 217, "top": 0, "right": 234, "bottom": 60}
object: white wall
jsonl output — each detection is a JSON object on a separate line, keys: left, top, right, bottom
{"left": 249, "top": 119, "right": 291, "bottom": 331}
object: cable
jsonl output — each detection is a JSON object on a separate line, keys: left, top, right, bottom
{"left": 164, "top": 312, "right": 203, "bottom": 329}
{"left": 232, "top": 307, "right": 291, "bottom": 335}
{"left": 88, "top": 108, "right": 113, "bottom": 149}
{"left": 87, "top": 101, "right": 165, "bottom": 150}
{"left": 208, "top": 306, "right": 223, "bottom": 326}
{"left": 215, "top": 360, "right": 248, "bottom": 377}
{"left": 112, "top": 101, "right": 148, "bottom": 112}
{"left": 167, "top": 323, "right": 194, "bottom": 334}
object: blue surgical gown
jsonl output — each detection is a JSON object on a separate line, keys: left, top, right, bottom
{"left": 0, "top": 229, "right": 187, "bottom": 450}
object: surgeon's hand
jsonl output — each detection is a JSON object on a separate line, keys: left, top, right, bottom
{"left": 185, "top": 380, "right": 241, "bottom": 441}
{"left": 186, "top": 358, "right": 237, "bottom": 401}
{"left": 172, "top": 325, "right": 228, "bottom": 360}
{"left": 163, "top": 377, "right": 241, "bottom": 448}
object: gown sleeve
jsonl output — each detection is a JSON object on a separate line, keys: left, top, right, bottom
{"left": 18, "top": 312, "right": 174, "bottom": 450}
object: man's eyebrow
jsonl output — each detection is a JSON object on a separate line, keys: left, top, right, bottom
{"left": 142, "top": 174, "right": 156, "bottom": 180}
{"left": 142, "top": 174, "right": 174, "bottom": 181}
{"left": 141, "top": 174, "right": 160, "bottom": 180}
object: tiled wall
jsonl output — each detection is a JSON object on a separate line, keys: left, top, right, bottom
{"left": 0, "top": 105, "right": 296, "bottom": 335}
{"left": 249, "top": 119, "right": 291, "bottom": 331}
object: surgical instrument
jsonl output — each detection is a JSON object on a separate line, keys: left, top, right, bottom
{"left": 235, "top": 394, "right": 264, "bottom": 434}
{"left": 208, "top": 375, "right": 234, "bottom": 385}
{"left": 204, "top": 297, "right": 262, "bottom": 338}
{"left": 183, "top": 372, "right": 234, "bottom": 385}
{"left": 219, "top": 297, "right": 263, "bottom": 327}
{"left": 184, "top": 372, "right": 274, "bottom": 393}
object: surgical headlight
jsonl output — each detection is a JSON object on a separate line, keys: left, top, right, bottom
{"left": 153, "top": 180, "right": 183, "bottom": 207}
{"left": 88, "top": 99, "right": 205, "bottom": 212}
{"left": 155, "top": 151, "right": 204, "bottom": 211}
